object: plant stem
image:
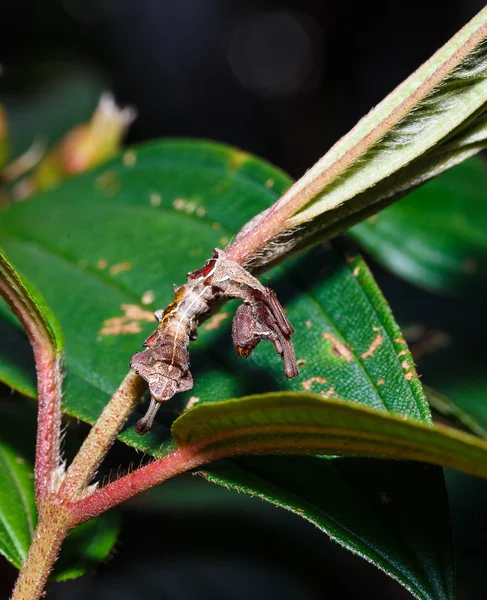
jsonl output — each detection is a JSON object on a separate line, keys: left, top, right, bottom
{"left": 34, "top": 352, "right": 63, "bottom": 506}
{"left": 10, "top": 503, "right": 72, "bottom": 600}
{"left": 0, "top": 276, "right": 63, "bottom": 505}
{"left": 69, "top": 445, "right": 209, "bottom": 524}
{"left": 58, "top": 370, "right": 146, "bottom": 501}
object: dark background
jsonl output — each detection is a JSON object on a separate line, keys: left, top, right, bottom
{"left": 1, "top": 1, "right": 487, "bottom": 598}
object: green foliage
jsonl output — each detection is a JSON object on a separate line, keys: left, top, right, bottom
{"left": 0, "top": 398, "right": 119, "bottom": 579}
{"left": 0, "top": 141, "right": 455, "bottom": 598}
{"left": 352, "top": 158, "right": 487, "bottom": 295}
{"left": 0, "top": 247, "right": 64, "bottom": 353}
{"left": 0, "top": 403, "right": 37, "bottom": 570}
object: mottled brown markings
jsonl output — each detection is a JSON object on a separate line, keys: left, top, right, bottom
{"left": 132, "top": 248, "right": 298, "bottom": 433}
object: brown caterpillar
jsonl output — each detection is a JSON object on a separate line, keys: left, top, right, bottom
{"left": 130, "top": 248, "right": 298, "bottom": 434}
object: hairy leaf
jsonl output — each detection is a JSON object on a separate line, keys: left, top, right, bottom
{"left": 227, "top": 7, "right": 487, "bottom": 267}
{"left": 173, "top": 393, "right": 487, "bottom": 478}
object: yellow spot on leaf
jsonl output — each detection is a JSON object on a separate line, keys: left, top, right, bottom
{"left": 109, "top": 262, "right": 132, "bottom": 275}
{"left": 296, "top": 358, "right": 307, "bottom": 367}
{"left": 302, "top": 377, "right": 328, "bottom": 391}
{"left": 196, "top": 206, "right": 206, "bottom": 217}
{"left": 377, "top": 378, "right": 385, "bottom": 386}
{"left": 185, "top": 396, "right": 200, "bottom": 411}
{"left": 123, "top": 150, "right": 137, "bottom": 167}
{"left": 173, "top": 198, "right": 187, "bottom": 210}
{"left": 265, "top": 178, "right": 275, "bottom": 189}
{"left": 323, "top": 332, "right": 352, "bottom": 361}
{"left": 321, "top": 386, "right": 336, "bottom": 398}
{"left": 141, "top": 290, "right": 155, "bottom": 305}
{"left": 99, "top": 303, "right": 155, "bottom": 336}
{"left": 229, "top": 150, "right": 249, "bottom": 170}
{"left": 361, "top": 333, "right": 384, "bottom": 359}
{"left": 96, "top": 258, "right": 108, "bottom": 269}
{"left": 150, "top": 192, "right": 162, "bottom": 207}
{"left": 305, "top": 320, "right": 313, "bottom": 328}
{"left": 353, "top": 266, "right": 360, "bottom": 277}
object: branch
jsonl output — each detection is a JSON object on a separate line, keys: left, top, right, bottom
{"left": 0, "top": 252, "right": 64, "bottom": 505}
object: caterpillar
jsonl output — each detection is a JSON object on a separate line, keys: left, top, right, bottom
{"left": 130, "top": 248, "right": 298, "bottom": 434}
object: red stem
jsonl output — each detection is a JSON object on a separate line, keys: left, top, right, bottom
{"left": 69, "top": 445, "right": 209, "bottom": 524}
{"left": 0, "top": 278, "right": 62, "bottom": 504}
{"left": 33, "top": 350, "right": 62, "bottom": 504}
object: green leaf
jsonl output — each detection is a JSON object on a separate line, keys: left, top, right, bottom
{"left": 368, "top": 267, "right": 487, "bottom": 447}
{"left": 0, "top": 397, "right": 119, "bottom": 578}
{"left": 351, "top": 158, "right": 487, "bottom": 295}
{"left": 425, "top": 386, "right": 487, "bottom": 439}
{"left": 0, "top": 402, "right": 36, "bottom": 569}
{"left": 0, "top": 247, "right": 64, "bottom": 356}
{"left": 53, "top": 511, "right": 120, "bottom": 581}
{"left": 0, "top": 140, "right": 453, "bottom": 598}
{"left": 173, "top": 393, "right": 487, "bottom": 479}
{"left": 202, "top": 457, "right": 454, "bottom": 600}
{"left": 229, "top": 8, "right": 487, "bottom": 267}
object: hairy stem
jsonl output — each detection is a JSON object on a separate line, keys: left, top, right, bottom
{"left": 69, "top": 445, "right": 209, "bottom": 524}
{"left": 0, "top": 277, "right": 63, "bottom": 505}
{"left": 33, "top": 352, "right": 63, "bottom": 506}
{"left": 10, "top": 504, "right": 73, "bottom": 600}
{"left": 58, "top": 370, "right": 146, "bottom": 501}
